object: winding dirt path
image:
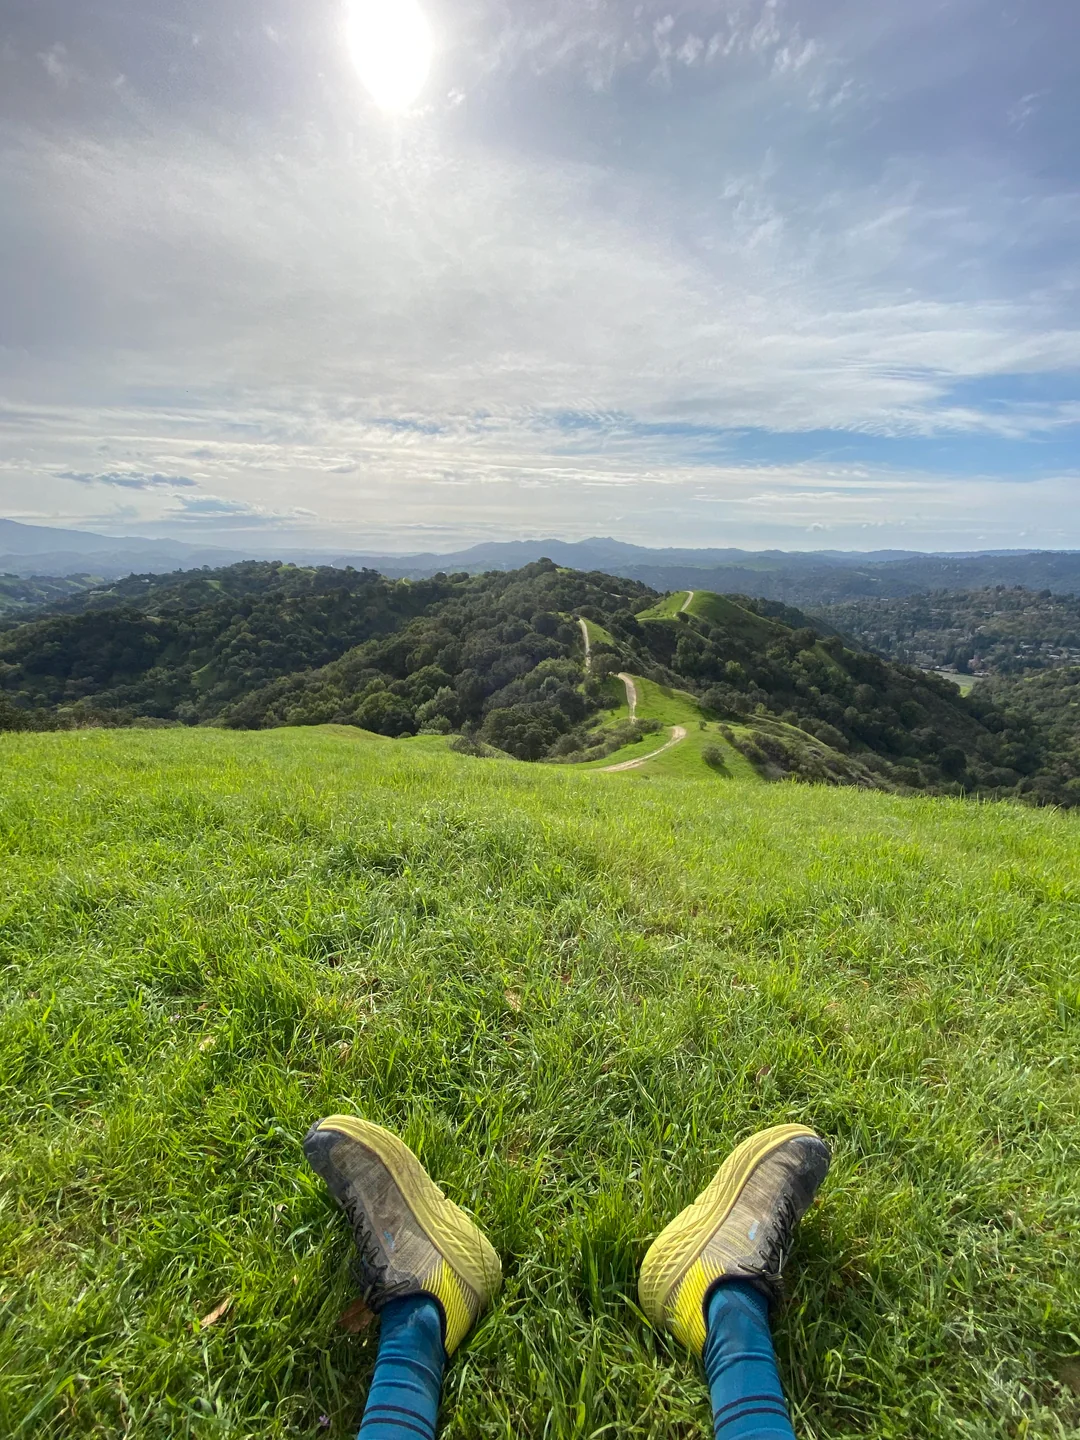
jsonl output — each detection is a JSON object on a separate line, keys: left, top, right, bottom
{"left": 602, "top": 725, "right": 688, "bottom": 772}
{"left": 578, "top": 616, "right": 592, "bottom": 672}
{"left": 681, "top": 590, "right": 695, "bottom": 613}
{"left": 616, "top": 671, "right": 638, "bottom": 718}
{"left": 599, "top": 672, "right": 688, "bottom": 772}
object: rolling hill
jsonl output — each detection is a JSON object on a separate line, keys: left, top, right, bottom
{"left": 0, "top": 572, "right": 101, "bottom": 621}
{"left": 1, "top": 561, "right": 1063, "bottom": 802}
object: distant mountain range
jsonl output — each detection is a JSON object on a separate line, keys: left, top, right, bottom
{"left": 0, "top": 518, "right": 250, "bottom": 578}
{"left": 3, "top": 517, "right": 1080, "bottom": 606}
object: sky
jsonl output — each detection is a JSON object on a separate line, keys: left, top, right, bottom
{"left": 1, "top": 0, "right": 1079, "bottom": 554}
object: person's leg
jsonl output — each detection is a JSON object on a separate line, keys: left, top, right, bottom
{"left": 637, "top": 1123, "right": 830, "bottom": 1439}
{"left": 303, "top": 1115, "right": 502, "bottom": 1439}
{"left": 358, "top": 1294, "right": 445, "bottom": 1440}
{"left": 703, "top": 1281, "right": 794, "bottom": 1440}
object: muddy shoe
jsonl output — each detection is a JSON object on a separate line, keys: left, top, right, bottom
{"left": 638, "top": 1123, "right": 830, "bottom": 1354}
{"left": 304, "top": 1115, "right": 502, "bottom": 1355}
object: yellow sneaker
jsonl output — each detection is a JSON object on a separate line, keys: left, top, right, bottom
{"left": 638, "top": 1123, "right": 830, "bottom": 1354}
{"left": 304, "top": 1116, "right": 502, "bottom": 1356}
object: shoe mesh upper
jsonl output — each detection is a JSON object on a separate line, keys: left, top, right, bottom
{"left": 305, "top": 1125, "right": 486, "bottom": 1355}
{"left": 649, "top": 1131, "right": 830, "bottom": 1353}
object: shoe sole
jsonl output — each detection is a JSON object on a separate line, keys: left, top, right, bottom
{"left": 638, "top": 1122, "right": 820, "bottom": 1328}
{"left": 310, "top": 1115, "right": 502, "bottom": 1301}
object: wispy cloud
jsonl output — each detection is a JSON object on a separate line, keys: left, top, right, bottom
{"left": 60, "top": 470, "right": 199, "bottom": 490}
{"left": 0, "top": 0, "right": 1078, "bottom": 550}
{"left": 38, "top": 45, "right": 78, "bottom": 90}
{"left": 169, "top": 494, "right": 317, "bottom": 526}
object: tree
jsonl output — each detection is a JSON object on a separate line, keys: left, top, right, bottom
{"left": 354, "top": 690, "right": 416, "bottom": 737}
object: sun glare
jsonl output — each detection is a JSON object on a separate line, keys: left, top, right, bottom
{"left": 345, "top": 0, "right": 434, "bottom": 112}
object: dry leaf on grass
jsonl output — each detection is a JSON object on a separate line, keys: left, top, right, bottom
{"left": 199, "top": 1296, "right": 232, "bottom": 1328}
{"left": 339, "top": 1298, "right": 376, "bottom": 1333}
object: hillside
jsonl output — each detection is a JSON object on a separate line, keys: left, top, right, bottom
{"left": 0, "top": 562, "right": 464, "bottom": 724}
{"left": 814, "top": 588, "right": 1080, "bottom": 677}
{"left": 1, "top": 562, "right": 1060, "bottom": 802}
{"left": 2, "top": 726, "right": 1078, "bottom": 1438}
{"left": 570, "top": 674, "right": 880, "bottom": 790}
{"left": 975, "top": 668, "right": 1080, "bottom": 805}
{"left": 586, "top": 588, "right": 1045, "bottom": 797}
{"left": 0, "top": 572, "right": 100, "bottom": 621}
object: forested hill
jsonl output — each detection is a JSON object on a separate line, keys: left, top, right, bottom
{"left": 814, "top": 587, "right": 1080, "bottom": 676}
{"left": 0, "top": 558, "right": 1073, "bottom": 804}
{"left": 0, "top": 573, "right": 98, "bottom": 621}
{"left": 976, "top": 668, "right": 1080, "bottom": 802}
{"left": 0, "top": 561, "right": 651, "bottom": 732}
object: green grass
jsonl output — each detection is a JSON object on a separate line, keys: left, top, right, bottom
{"left": 636, "top": 591, "right": 782, "bottom": 649}
{"left": 579, "top": 676, "right": 758, "bottom": 780}
{"left": 680, "top": 592, "right": 785, "bottom": 645}
{"left": 933, "top": 670, "right": 977, "bottom": 696}
{"left": 578, "top": 616, "right": 616, "bottom": 649}
{"left": 636, "top": 591, "right": 693, "bottom": 621}
{"left": 2, "top": 727, "right": 1080, "bottom": 1439}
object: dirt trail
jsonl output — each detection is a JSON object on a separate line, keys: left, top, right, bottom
{"left": 681, "top": 590, "right": 695, "bottom": 612}
{"left": 602, "top": 724, "right": 688, "bottom": 772}
{"left": 601, "top": 672, "right": 688, "bottom": 771}
{"left": 616, "top": 672, "right": 638, "bottom": 718}
{"left": 578, "top": 616, "right": 592, "bottom": 672}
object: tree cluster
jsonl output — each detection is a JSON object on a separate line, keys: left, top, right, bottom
{"left": 813, "top": 587, "right": 1080, "bottom": 676}
{"left": 975, "top": 668, "right": 1080, "bottom": 806}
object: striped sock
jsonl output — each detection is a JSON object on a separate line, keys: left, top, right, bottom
{"left": 704, "top": 1281, "right": 796, "bottom": 1440}
{"left": 358, "top": 1295, "right": 446, "bottom": 1440}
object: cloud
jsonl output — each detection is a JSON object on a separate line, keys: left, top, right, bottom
{"left": 1, "top": 0, "right": 1078, "bottom": 552}
{"left": 60, "top": 470, "right": 200, "bottom": 490}
{"left": 1007, "top": 90, "right": 1046, "bottom": 132}
{"left": 38, "top": 45, "right": 77, "bottom": 90}
{"left": 173, "top": 495, "right": 255, "bottom": 516}
{"left": 10, "top": 120, "right": 1077, "bottom": 448}
{"left": 168, "top": 494, "right": 318, "bottom": 526}
{"left": 454, "top": 0, "right": 842, "bottom": 104}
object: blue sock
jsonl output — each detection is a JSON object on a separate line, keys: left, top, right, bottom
{"left": 357, "top": 1294, "right": 446, "bottom": 1440}
{"left": 704, "top": 1281, "right": 796, "bottom": 1440}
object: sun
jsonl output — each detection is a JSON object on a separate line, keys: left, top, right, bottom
{"left": 345, "top": 0, "right": 434, "bottom": 113}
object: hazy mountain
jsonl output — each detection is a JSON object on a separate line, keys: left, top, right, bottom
{"left": 3, "top": 518, "right": 1079, "bottom": 604}
{"left": 0, "top": 519, "right": 251, "bottom": 578}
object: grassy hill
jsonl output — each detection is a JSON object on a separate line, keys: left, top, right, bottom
{"left": 572, "top": 674, "right": 747, "bottom": 778}
{"left": 593, "top": 588, "right": 1047, "bottom": 797}
{"left": 638, "top": 588, "right": 787, "bottom": 646}
{"left": 1, "top": 561, "right": 1075, "bottom": 804}
{"left": 1, "top": 727, "right": 1078, "bottom": 1438}
{"left": 572, "top": 675, "right": 865, "bottom": 786}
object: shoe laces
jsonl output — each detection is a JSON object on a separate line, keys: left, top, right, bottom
{"left": 341, "top": 1192, "right": 389, "bottom": 1300}
{"left": 342, "top": 1191, "right": 425, "bottom": 1311}
{"left": 741, "top": 1188, "right": 800, "bottom": 1299}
